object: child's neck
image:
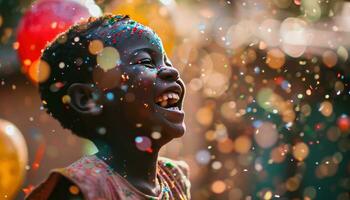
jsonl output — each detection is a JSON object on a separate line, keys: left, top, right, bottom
{"left": 94, "top": 139, "right": 161, "bottom": 196}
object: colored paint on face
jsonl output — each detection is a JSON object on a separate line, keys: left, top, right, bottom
{"left": 96, "top": 16, "right": 165, "bottom": 53}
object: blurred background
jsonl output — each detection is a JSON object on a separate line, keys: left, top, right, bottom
{"left": 0, "top": 0, "right": 350, "bottom": 199}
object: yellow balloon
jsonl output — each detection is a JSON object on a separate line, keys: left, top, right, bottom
{"left": 109, "top": 0, "right": 176, "bottom": 55}
{"left": 0, "top": 119, "right": 28, "bottom": 199}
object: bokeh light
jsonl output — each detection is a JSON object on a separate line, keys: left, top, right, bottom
{"left": 96, "top": 47, "right": 120, "bottom": 72}
{"left": 322, "top": 50, "right": 338, "bottom": 68}
{"left": 266, "top": 48, "right": 285, "bottom": 69}
{"left": 108, "top": 0, "right": 175, "bottom": 54}
{"left": 254, "top": 121, "right": 278, "bottom": 149}
{"left": 280, "top": 17, "right": 310, "bottom": 57}
{"left": 135, "top": 136, "right": 152, "bottom": 152}
{"left": 234, "top": 135, "right": 251, "bottom": 154}
{"left": 88, "top": 39, "right": 104, "bottom": 55}
{"left": 319, "top": 101, "right": 333, "bottom": 117}
{"left": 292, "top": 142, "right": 309, "bottom": 161}
{"left": 28, "top": 60, "right": 51, "bottom": 84}
{"left": 211, "top": 180, "right": 226, "bottom": 194}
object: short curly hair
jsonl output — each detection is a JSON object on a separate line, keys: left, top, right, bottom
{"left": 39, "top": 14, "right": 136, "bottom": 139}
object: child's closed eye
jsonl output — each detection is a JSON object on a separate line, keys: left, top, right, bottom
{"left": 137, "top": 58, "right": 155, "bottom": 68}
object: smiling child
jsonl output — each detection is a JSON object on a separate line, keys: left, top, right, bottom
{"left": 26, "top": 14, "right": 191, "bottom": 200}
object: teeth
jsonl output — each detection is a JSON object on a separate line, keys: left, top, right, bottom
{"left": 167, "top": 107, "right": 179, "bottom": 111}
{"left": 160, "top": 100, "right": 168, "bottom": 107}
{"left": 156, "top": 92, "right": 180, "bottom": 108}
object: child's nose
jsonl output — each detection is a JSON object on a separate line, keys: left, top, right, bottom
{"left": 157, "top": 66, "right": 179, "bottom": 81}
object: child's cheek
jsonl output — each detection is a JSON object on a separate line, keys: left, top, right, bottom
{"left": 136, "top": 67, "right": 158, "bottom": 92}
{"left": 120, "top": 67, "right": 157, "bottom": 97}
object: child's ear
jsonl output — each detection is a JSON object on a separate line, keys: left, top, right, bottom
{"left": 67, "top": 83, "right": 103, "bottom": 115}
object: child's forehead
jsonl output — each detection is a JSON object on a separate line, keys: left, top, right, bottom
{"left": 89, "top": 18, "right": 165, "bottom": 54}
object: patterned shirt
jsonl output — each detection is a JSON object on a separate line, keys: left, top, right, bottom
{"left": 26, "top": 155, "right": 191, "bottom": 200}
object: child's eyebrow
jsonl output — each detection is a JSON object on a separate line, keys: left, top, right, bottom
{"left": 130, "top": 47, "right": 162, "bottom": 57}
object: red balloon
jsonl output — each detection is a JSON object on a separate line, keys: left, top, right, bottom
{"left": 16, "top": 0, "right": 90, "bottom": 73}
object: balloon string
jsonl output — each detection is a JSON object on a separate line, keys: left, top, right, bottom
{"left": 32, "top": 142, "right": 46, "bottom": 170}
{"left": 23, "top": 142, "right": 46, "bottom": 196}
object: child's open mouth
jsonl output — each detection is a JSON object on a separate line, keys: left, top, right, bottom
{"left": 154, "top": 84, "right": 185, "bottom": 123}
{"left": 155, "top": 91, "right": 181, "bottom": 111}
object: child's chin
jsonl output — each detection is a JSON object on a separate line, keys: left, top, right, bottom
{"left": 165, "top": 122, "right": 186, "bottom": 139}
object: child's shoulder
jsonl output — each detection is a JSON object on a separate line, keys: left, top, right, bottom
{"left": 158, "top": 156, "right": 191, "bottom": 198}
{"left": 25, "top": 155, "right": 106, "bottom": 200}
{"left": 158, "top": 156, "right": 190, "bottom": 177}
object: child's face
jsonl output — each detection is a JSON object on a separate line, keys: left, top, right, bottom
{"left": 100, "top": 21, "right": 186, "bottom": 147}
